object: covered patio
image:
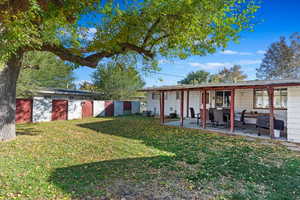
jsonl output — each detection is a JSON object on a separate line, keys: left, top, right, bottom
{"left": 164, "top": 119, "right": 287, "bottom": 140}
{"left": 154, "top": 80, "right": 296, "bottom": 140}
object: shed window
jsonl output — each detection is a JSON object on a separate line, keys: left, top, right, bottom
{"left": 254, "top": 88, "right": 287, "bottom": 109}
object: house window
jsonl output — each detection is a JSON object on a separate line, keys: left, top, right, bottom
{"left": 151, "top": 92, "right": 160, "bottom": 100}
{"left": 151, "top": 92, "right": 167, "bottom": 100}
{"left": 254, "top": 88, "right": 287, "bottom": 109}
{"left": 215, "top": 91, "right": 231, "bottom": 108}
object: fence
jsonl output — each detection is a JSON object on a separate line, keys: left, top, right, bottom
{"left": 16, "top": 98, "right": 140, "bottom": 124}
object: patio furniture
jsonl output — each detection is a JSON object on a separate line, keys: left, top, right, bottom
{"left": 213, "top": 109, "right": 226, "bottom": 127}
{"left": 190, "top": 107, "right": 201, "bottom": 125}
{"left": 256, "top": 116, "right": 285, "bottom": 136}
{"left": 169, "top": 112, "right": 177, "bottom": 118}
{"left": 208, "top": 108, "right": 215, "bottom": 125}
{"left": 240, "top": 109, "right": 247, "bottom": 125}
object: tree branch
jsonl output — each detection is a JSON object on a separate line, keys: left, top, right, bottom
{"left": 142, "top": 17, "right": 161, "bottom": 47}
{"left": 40, "top": 44, "right": 117, "bottom": 68}
{"left": 39, "top": 43, "right": 154, "bottom": 68}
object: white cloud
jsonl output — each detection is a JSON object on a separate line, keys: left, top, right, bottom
{"left": 189, "top": 62, "right": 231, "bottom": 69}
{"left": 220, "top": 50, "right": 253, "bottom": 56}
{"left": 256, "top": 50, "right": 266, "bottom": 55}
{"left": 220, "top": 50, "right": 239, "bottom": 55}
{"left": 189, "top": 59, "right": 261, "bottom": 70}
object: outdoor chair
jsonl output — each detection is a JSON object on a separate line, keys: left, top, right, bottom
{"left": 256, "top": 116, "right": 284, "bottom": 136}
{"left": 190, "top": 107, "right": 200, "bottom": 125}
{"left": 240, "top": 109, "right": 247, "bottom": 125}
{"left": 213, "top": 109, "right": 226, "bottom": 127}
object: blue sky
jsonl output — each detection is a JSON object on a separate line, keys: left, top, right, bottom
{"left": 74, "top": 0, "right": 300, "bottom": 87}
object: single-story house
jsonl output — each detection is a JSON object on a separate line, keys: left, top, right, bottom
{"left": 140, "top": 79, "right": 300, "bottom": 143}
{"left": 16, "top": 88, "right": 141, "bottom": 124}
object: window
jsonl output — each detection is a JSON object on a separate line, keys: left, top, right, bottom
{"left": 151, "top": 92, "right": 160, "bottom": 100}
{"left": 215, "top": 91, "right": 231, "bottom": 108}
{"left": 254, "top": 88, "right": 287, "bottom": 109}
{"left": 151, "top": 92, "right": 167, "bottom": 100}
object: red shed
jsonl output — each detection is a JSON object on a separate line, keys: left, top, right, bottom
{"left": 16, "top": 99, "right": 33, "bottom": 123}
{"left": 82, "top": 100, "right": 93, "bottom": 118}
{"left": 52, "top": 100, "right": 68, "bottom": 121}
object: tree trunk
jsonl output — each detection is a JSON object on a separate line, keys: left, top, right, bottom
{"left": 0, "top": 53, "right": 22, "bottom": 141}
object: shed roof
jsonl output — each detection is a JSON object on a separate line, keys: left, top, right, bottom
{"left": 37, "top": 88, "right": 103, "bottom": 97}
{"left": 140, "top": 79, "right": 300, "bottom": 92}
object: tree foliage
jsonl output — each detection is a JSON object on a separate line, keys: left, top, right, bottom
{"left": 0, "top": 0, "right": 259, "bottom": 68}
{"left": 17, "top": 52, "right": 75, "bottom": 97}
{"left": 92, "top": 61, "right": 145, "bottom": 100}
{"left": 256, "top": 33, "right": 300, "bottom": 80}
{"left": 209, "top": 65, "right": 247, "bottom": 83}
{"left": 178, "top": 70, "right": 210, "bottom": 84}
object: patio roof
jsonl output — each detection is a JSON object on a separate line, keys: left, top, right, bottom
{"left": 140, "top": 79, "right": 300, "bottom": 92}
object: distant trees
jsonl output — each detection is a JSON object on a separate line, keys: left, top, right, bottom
{"left": 17, "top": 52, "right": 75, "bottom": 97}
{"left": 178, "top": 70, "right": 210, "bottom": 84}
{"left": 179, "top": 65, "right": 247, "bottom": 84}
{"left": 92, "top": 61, "right": 145, "bottom": 100}
{"left": 209, "top": 65, "right": 247, "bottom": 83}
{"left": 256, "top": 33, "right": 300, "bottom": 80}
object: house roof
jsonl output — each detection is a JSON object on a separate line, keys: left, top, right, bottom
{"left": 37, "top": 88, "right": 104, "bottom": 97}
{"left": 140, "top": 79, "right": 300, "bottom": 92}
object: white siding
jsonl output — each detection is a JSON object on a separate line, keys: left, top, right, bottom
{"left": 287, "top": 86, "right": 300, "bottom": 142}
{"left": 146, "top": 92, "right": 160, "bottom": 115}
{"left": 114, "top": 101, "right": 124, "bottom": 116}
{"left": 131, "top": 101, "right": 140, "bottom": 114}
{"left": 32, "top": 97, "right": 52, "bottom": 122}
{"left": 235, "top": 88, "right": 287, "bottom": 124}
{"left": 68, "top": 100, "right": 82, "bottom": 120}
{"left": 93, "top": 101, "right": 105, "bottom": 117}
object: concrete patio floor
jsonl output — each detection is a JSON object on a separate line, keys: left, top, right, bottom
{"left": 164, "top": 119, "right": 287, "bottom": 141}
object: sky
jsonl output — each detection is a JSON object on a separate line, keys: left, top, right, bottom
{"left": 73, "top": 0, "right": 300, "bottom": 87}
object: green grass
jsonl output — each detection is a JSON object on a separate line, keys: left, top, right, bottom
{"left": 1, "top": 116, "right": 300, "bottom": 199}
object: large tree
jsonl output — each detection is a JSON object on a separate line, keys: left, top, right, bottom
{"left": 256, "top": 33, "right": 300, "bottom": 80}
{"left": 17, "top": 52, "right": 75, "bottom": 97}
{"left": 0, "top": 0, "right": 259, "bottom": 141}
{"left": 92, "top": 61, "right": 145, "bottom": 100}
{"left": 209, "top": 65, "right": 247, "bottom": 83}
{"left": 178, "top": 70, "right": 210, "bottom": 84}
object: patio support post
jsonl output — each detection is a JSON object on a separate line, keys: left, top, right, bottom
{"left": 268, "top": 87, "right": 275, "bottom": 138}
{"left": 180, "top": 90, "right": 184, "bottom": 126}
{"left": 202, "top": 90, "right": 207, "bottom": 129}
{"left": 160, "top": 91, "right": 165, "bottom": 124}
{"left": 230, "top": 88, "right": 235, "bottom": 132}
{"left": 186, "top": 89, "right": 190, "bottom": 118}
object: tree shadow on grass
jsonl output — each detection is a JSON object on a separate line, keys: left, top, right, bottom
{"left": 16, "top": 124, "right": 41, "bottom": 136}
{"left": 50, "top": 116, "right": 300, "bottom": 199}
{"left": 48, "top": 156, "right": 176, "bottom": 199}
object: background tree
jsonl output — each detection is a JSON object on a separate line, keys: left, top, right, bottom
{"left": 178, "top": 70, "right": 210, "bottom": 84}
{"left": 0, "top": 0, "right": 259, "bottom": 140}
{"left": 256, "top": 33, "right": 300, "bottom": 80}
{"left": 17, "top": 52, "right": 75, "bottom": 97}
{"left": 79, "top": 81, "right": 97, "bottom": 91}
{"left": 92, "top": 61, "right": 145, "bottom": 100}
{"left": 209, "top": 65, "right": 247, "bottom": 83}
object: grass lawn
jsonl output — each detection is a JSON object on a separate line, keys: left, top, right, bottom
{"left": 1, "top": 116, "right": 300, "bottom": 199}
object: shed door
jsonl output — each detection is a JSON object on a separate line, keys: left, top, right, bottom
{"left": 52, "top": 100, "right": 68, "bottom": 121}
{"left": 123, "top": 101, "right": 132, "bottom": 114}
{"left": 82, "top": 101, "right": 93, "bottom": 118}
{"left": 105, "top": 101, "right": 114, "bottom": 117}
{"left": 16, "top": 99, "right": 33, "bottom": 123}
